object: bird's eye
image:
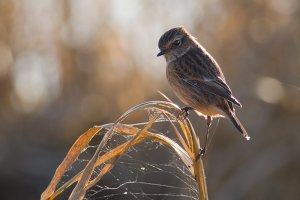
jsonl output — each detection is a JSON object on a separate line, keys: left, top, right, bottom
{"left": 173, "top": 39, "right": 181, "bottom": 46}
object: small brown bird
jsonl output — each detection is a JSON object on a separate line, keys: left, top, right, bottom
{"left": 157, "top": 27, "right": 250, "bottom": 155}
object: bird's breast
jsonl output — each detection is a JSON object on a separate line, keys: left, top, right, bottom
{"left": 166, "top": 63, "right": 202, "bottom": 106}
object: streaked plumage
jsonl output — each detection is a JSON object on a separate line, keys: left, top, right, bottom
{"left": 157, "top": 27, "right": 249, "bottom": 142}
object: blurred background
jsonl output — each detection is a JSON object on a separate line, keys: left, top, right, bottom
{"left": 0, "top": 0, "right": 300, "bottom": 199}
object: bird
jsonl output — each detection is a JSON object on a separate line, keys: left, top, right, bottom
{"left": 157, "top": 26, "right": 250, "bottom": 157}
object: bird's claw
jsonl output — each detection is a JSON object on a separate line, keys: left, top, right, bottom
{"left": 196, "top": 147, "right": 206, "bottom": 160}
{"left": 177, "top": 107, "right": 193, "bottom": 120}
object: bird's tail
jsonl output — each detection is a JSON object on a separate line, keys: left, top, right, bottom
{"left": 228, "top": 112, "right": 250, "bottom": 140}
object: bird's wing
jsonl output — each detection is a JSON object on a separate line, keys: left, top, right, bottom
{"left": 183, "top": 77, "right": 242, "bottom": 107}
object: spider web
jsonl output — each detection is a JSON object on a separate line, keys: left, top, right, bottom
{"left": 55, "top": 108, "right": 199, "bottom": 200}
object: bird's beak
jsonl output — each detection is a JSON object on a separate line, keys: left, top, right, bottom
{"left": 157, "top": 49, "right": 167, "bottom": 57}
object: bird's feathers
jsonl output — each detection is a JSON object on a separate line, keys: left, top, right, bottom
{"left": 182, "top": 78, "right": 242, "bottom": 107}
{"left": 159, "top": 26, "right": 248, "bottom": 139}
{"left": 227, "top": 112, "right": 250, "bottom": 140}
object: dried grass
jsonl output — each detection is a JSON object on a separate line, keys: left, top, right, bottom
{"left": 41, "top": 100, "right": 208, "bottom": 200}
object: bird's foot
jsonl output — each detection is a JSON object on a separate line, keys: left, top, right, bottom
{"left": 196, "top": 148, "right": 206, "bottom": 160}
{"left": 177, "top": 107, "right": 193, "bottom": 120}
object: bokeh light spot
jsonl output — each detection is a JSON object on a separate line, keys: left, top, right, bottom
{"left": 256, "top": 76, "right": 284, "bottom": 104}
{"left": 12, "top": 52, "right": 61, "bottom": 113}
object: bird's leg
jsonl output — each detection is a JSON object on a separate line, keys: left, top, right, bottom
{"left": 197, "top": 116, "right": 212, "bottom": 160}
{"left": 178, "top": 106, "right": 194, "bottom": 120}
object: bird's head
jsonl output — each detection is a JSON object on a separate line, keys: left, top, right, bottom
{"left": 157, "top": 26, "right": 198, "bottom": 62}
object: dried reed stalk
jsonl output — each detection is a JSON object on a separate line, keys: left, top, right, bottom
{"left": 41, "top": 100, "right": 208, "bottom": 200}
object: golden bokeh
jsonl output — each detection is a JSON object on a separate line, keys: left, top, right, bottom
{"left": 0, "top": 0, "right": 299, "bottom": 199}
